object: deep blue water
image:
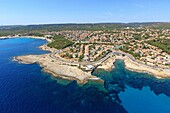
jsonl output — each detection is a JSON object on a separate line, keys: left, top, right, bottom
{"left": 0, "top": 38, "right": 170, "bottom": 113}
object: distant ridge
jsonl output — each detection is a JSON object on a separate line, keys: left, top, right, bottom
{"left": 1, "top": 22, "right": 170, "bottom": 30}
{"left": 1, "top": 22, "right": 170, "bottom": 36}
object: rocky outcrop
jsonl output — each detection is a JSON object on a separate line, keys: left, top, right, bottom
{"left": 14, "top": 54, "right": 99, "bottom": 84}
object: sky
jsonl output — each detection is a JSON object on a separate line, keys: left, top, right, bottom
{"left": 0, "top": 0, "right": 170, "bottom": 25}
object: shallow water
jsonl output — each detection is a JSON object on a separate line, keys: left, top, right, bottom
{"left": 0, "top": 38, "right": 170, "bottom": 113}
{"left": 93, "top": 60, "right": 170, "bottom": 113}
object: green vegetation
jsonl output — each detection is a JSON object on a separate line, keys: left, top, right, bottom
{"left": 94, "top": 51, "right": 108, "bottom": 61}
{"left": 147, "top": 39, "right": 170, "bottom": 54}
{"left": 1, "top": 22, "right": 170, "bottom": 36}
{"left": 148, "top": 23, "right": 170, "bottom": 29}
{"left": 120, "top": 45, "right": 140, "bottom": 58}
{"left": 27, "top": 32, "right": 44, "bottom": 37}
{"left": 65, "top": 53, "right": 73, "bottom": 58}
{"left": 0, "top": 24, "right": 125, "bottom": 36}
{"left": 47, "top": 35, "right": 74, "bottom": 49}
{"left": 133, "top": 34, "right": 142, "bottom": 40}
{"left": 78, "top": 55, "right": 84, "bottom": 62}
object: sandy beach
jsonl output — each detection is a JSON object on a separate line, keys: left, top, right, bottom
{"left": 0, "top": 36, "right": 52, "bottom": 42}
{"left": 25, "top": 36, "right": 52, "bottom": 42}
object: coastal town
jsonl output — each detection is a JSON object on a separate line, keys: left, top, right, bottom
{"left": 1, "top": 27, "right": 170, "bottom": 83}
{"left": 2, "top": 0, "right": 170, "bottom": 112}
{"left": 42, "top": 28, "right": 170, "bottom": 68}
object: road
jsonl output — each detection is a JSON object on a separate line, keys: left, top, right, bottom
{"left": 49, "top": 50, "right": 136, "bottom": 66}
{"left": 49, "top": 48, "right": 169, "bottom": 70}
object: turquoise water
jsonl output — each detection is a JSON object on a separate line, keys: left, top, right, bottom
{"left": 93, "top": 60, "right": 170, "bottom": 113}
{"left": 119, "top": 86, "right": 170, "bottom": 113}
{"left": 0, "top": 38, "right": 170, "bottom": 113}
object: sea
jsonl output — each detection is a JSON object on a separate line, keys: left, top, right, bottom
{"left": 0, "top": 37, "right": 170, "bottom": 113}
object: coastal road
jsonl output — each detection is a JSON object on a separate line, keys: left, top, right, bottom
{"left": 50, "top": 49, "right": 169, "bottom": 71}
{"left": 49, "top": 50, "right": 136, "bottom": 66}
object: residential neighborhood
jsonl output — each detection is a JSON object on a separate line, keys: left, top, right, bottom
{"left": 41, "top": 28, "right": 170, "bottom": 68}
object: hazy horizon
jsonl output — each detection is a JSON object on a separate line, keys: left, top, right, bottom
{"left": 1, "top": 0, "right": 170, "bottom": 25}
{"left": 1, "top": 21, "right": 170, "bottom": 26}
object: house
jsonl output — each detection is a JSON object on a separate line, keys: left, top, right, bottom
{"left": 86, "top": 65, "right": 94, "bottom": 70}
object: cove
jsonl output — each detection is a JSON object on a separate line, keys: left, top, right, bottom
{"left": 0, "top": 38, "right": 170, "bottom": 113}
{"left": 93, "top": 60, "right": 170, "bottom": 113}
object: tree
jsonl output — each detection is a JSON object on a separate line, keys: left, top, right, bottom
{"left": 70, "top": 48, "right": 74, "bottom": 52}
{"left": 66, "top": 53, "right": 70, "bottom": 57}
{"left": 78, "top": 55, "right": 84, "bottom": 62}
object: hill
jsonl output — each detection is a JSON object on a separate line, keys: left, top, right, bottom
{"left": 1, "top": 22, "right": 170, "bottom": 36}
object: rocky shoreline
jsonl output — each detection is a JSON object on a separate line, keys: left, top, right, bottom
{"left": 14, "top": 48, "right": 170, "bottom": 84}
{"left": 97, "top": 56, "right": 116, "bottom": 71}
{"left": 14, "top": 54, "right": 100, "bottom": 84}
{"left": 11, "top": 36, "right": 98, "bottom": 84}
{"left": 123, "top": 57, "right": 170, "bottom": 79}
{"left": 10, "top": 36, "right": 170, "bottom": 83}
